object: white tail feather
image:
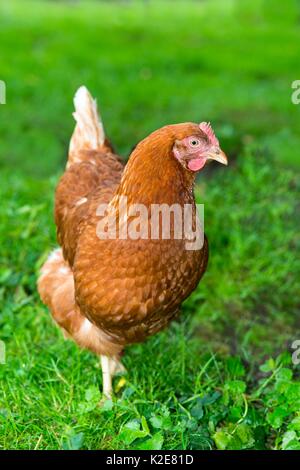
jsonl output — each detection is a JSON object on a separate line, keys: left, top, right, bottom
{"left": 69, "top": 86, "right": 105, "bottom": 160}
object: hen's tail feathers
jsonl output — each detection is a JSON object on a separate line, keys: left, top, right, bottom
{"left": 68, "top": 86, "right": 105, "bottom": 166}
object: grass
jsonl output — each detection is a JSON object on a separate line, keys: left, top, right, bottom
{"left": 0, "top": 0, "right": 300, "bottom": 451}
{"left": 1, "top": 0, "right": 300, "bottom": 175}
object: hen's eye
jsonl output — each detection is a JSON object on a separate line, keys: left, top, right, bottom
{"left": 189, "top": 138, "right": 200, "bottom": 147}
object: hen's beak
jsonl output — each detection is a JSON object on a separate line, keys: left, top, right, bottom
{"left": 206, "top": 148, "right": 228, "bottom": 166}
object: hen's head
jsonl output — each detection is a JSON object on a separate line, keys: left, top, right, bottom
{"left": 172, "top": 122, "right": 228, "bottom": 172}
{"left": 120, "top": 121, "right": 228, "bottom": 203}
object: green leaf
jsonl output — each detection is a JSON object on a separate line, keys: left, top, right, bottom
{"left": 189, "top": 433, "right": 212, "bottom": 450}
{"left": 77, "top": 401, "right": 97, "bottom": 414}
{"left": 85, "top": 386, "right": 99, "bottom": 402}
{"left": 186, "top": 418, "right": 198, "bottom": 431}
{"left": 276, "top": 352, "right": 292, "bottom": 367}
{"left": 76, "top": 386, "right": 99, "bottom": 414}
{"left": 282, "top": 431, "right": 298, "bottom": 450}
{"left": 150, "top": 415, "right": 163, "bottom": 429}
{"left": 245, "top": 407, "right": 264, "bottom": 427}
{"left": 62, "top": 431, "right": 84, "bottom": 450}
{"left": 235, "top": 423, "right": 255, "bottom": 448}
{"left": 190, "top": 401, "right": 204, "bottom": 420}
{"left": 225, "top": 380, "right": 246, "bottom": 395}
{"left": 135, "top": 433, "right": 164, "bottom": 450}
{"left": 276, "top": 368, "right": 293, "bottom": 382}
{"left": 229, "top": 406, "right": 243, "bottom": 422}
{"left": 283, "top": 441, "right": 300, "bottom": 450}
{"left": 213, "top": 424, "right": 254, "bottom": 450}
{"left": 288, "top": 416, "right": 300, "bottom": 431}
{"left": 267, "top": 406, "right": 290, "bottom": 429}
{"left": 141, "top": 416, "right": 150, "bottom": 434}
{"left": 150, "top": 410, "right": 172, "bottom": 431}
{"left": 213, "top": 430, "right": 230, "bottom": 450}
{"left": 119, "top": 420, "right": 149, "bottom": 445}
{"left": 101, "top": 399, "right": 113, "bottom": 412}
{"left": 201, "top": 391, "right": 221, "bottom": 406}
{"left": 260, "top": 358, "right": 276, "bottom": 373}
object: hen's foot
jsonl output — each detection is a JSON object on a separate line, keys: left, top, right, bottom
{"left": 110, "top": 356, "right": 127, "bottom": 376}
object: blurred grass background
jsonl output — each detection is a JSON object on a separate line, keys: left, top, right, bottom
{"left": 1, "top": 0, "right": 300, "bottom": 174}
{"left": 0, "top": 0, "right": 300, "bottom": 451}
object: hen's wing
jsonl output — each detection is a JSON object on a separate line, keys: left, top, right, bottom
{"left": 54, "top": 86, "right": 124, "bottom": 266}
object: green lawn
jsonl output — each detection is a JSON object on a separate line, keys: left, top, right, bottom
{"left": 0, "top": 0, "right": 300, "bottom": 450}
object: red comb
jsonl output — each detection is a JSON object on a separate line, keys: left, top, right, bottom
{"left": 199, "top": 122, "right": 219, "bottom": 146}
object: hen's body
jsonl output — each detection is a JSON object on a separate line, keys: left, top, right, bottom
{"left": 38, "top": 87, "right": 209, "bottom": 397}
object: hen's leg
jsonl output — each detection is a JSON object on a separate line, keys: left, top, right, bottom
{"left": 100, "top": 355, "right": 127, "bottom": 398}
{"left": 100, "top": 355, "right": 113, "bottom": 398}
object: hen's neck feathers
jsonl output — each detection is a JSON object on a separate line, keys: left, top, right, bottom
{"left": 113, "top": 126, "right": 196, "bottom": 207}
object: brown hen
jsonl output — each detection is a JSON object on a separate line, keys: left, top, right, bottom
{"left": 38, "top": 86, "right": 227, "bottom": 397}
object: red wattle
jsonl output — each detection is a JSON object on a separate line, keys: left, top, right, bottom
{"left": 188, "top": 158, "right": 206, "bottom": 172}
